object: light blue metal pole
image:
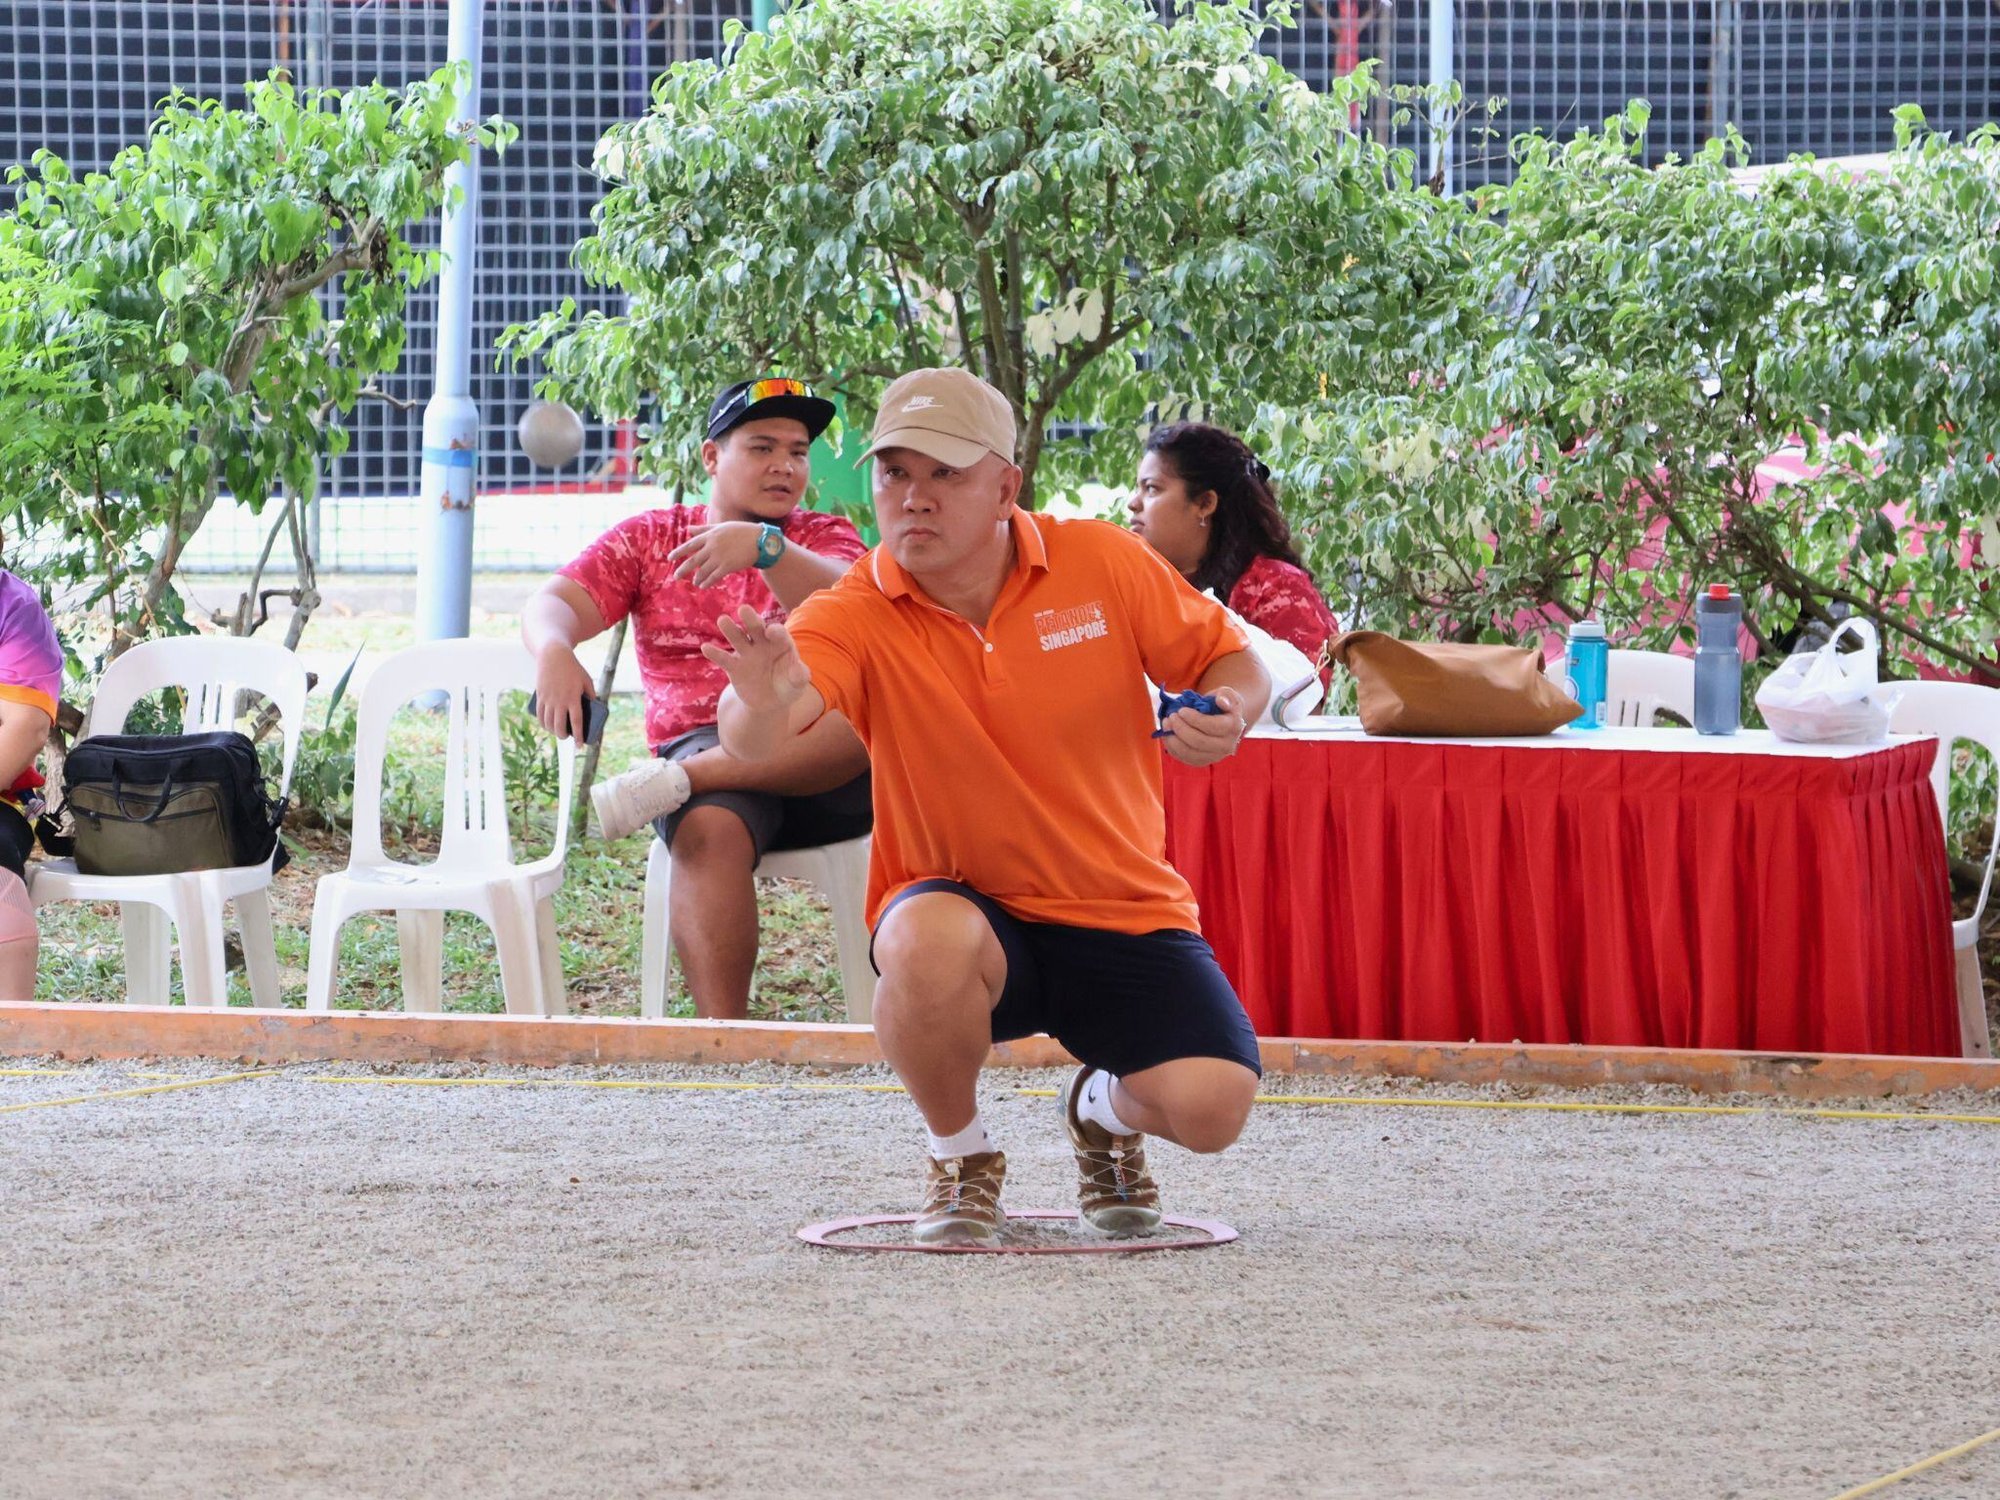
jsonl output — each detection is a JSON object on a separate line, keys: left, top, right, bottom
{"left": 415, "top": 0, "right": 485, "bottom": 642}
{"left": 1428, "top": 0, "right": 1454, "bottom": 195}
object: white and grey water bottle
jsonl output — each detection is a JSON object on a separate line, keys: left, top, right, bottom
{"left": 1694, "top": 584, "right": 1742, "bottom": 735}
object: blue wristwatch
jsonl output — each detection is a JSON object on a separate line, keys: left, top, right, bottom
{"left": 753, "top": 522, "right": 786, "bottom": 570}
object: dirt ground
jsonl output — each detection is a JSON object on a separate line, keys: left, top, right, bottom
{"left": 3, "top": 1057, "right": 1997, "bottom": 1500}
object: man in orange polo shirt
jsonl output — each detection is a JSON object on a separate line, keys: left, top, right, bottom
{"left": 705, "top": 368, "right": 1270, "bottom": 1246}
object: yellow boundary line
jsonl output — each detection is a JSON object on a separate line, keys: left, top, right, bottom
{"left": 292, "top": 1075, "right": 2000, "bottom": 1126}
{"left": 1254, "top": 1092, "right": 2000, "bottom": 1127}
{"left": 0, "top": 1069, "right": 282, "bottom": 1115}
{"left": 1829, "top": 1424, "right": 2000, "bottom": 1499}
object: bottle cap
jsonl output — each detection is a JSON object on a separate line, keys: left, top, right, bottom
{"left": 1707, "top": 583, "right": 1732, "bottom": 600}
{"left": 1568, "top": 619, "right": 1607, "bottom": 639}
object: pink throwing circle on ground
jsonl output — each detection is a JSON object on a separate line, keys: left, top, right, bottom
{"left": 797, "top": 1209, "right": 1239, "bottom": 1255}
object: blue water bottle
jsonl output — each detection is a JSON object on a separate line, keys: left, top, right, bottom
{"left": 1563, "top": 619, "right": 1609, "bottom": 729}
{"left": 1694, "top": 585, "right": 1742, "bottom": 735}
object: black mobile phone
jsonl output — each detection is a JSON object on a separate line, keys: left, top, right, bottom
{"left": 529, "top": 691, "right": 608, "bottom": 746}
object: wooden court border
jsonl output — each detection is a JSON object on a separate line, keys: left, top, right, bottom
{"left": 3, "top": 1001, "right": 1995, "bottom": 1101}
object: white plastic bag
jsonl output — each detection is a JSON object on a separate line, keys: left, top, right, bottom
{"left": 1754, "top": 618, "right": 1902, "bottom": 744}
{"left": 1205, "top": 591, "right": 1326, "bottom": 728}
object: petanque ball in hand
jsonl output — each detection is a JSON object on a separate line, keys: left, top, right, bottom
{"left": 518, "top": 400, "right": 586, "bottom": 468}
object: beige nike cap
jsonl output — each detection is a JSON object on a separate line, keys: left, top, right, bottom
{"left": 858, "top": 367, "right": 1017, "bottom": 469}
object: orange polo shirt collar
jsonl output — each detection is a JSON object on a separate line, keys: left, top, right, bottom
{"left": 866, "top": 507, "right": 1050, "bottom": 604}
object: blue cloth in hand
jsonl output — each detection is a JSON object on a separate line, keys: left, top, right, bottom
{"left": 1152, "top": 687, "right": 1221, "bottom": 738}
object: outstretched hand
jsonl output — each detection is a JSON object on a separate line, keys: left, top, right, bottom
{"left": 700, "top": 606, "right": 812, "bottom": 711}
{"left": 1159, "top": 685, "right": 1249, "bottom": 767}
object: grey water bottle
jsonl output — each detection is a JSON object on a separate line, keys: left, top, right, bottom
{"left": 1694, "top": 584, "right": 1742, "bottom": 735}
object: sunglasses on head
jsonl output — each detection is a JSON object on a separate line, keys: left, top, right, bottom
{"left": 742, "top": 377, "right": 811, "bottom": 404}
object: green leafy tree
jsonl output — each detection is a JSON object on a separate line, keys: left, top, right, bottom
{"left": 0, "top": 68, "right": 513, "bottom": 658}
{"left": 0, "top": 244, "right": 115, "bottom": 510}
{"left": 1278, "top": 103, "right": 2000, "bottom": 686}
{"left": 506, "top": 0, "right": 1452, "bottom": 507}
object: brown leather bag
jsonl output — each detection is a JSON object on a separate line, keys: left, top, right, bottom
{"left": 1328, "top": 631, "right": 1584, "bottom": 736}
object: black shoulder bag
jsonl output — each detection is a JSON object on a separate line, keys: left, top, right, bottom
{"left": 61, "top": 731, "right": 289, "bottom": 876}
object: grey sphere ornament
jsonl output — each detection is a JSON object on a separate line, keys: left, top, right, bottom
{"left": 518, "top": 400, "right": 586, "bottom": 468}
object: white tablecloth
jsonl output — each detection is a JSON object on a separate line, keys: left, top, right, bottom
{"left": 1253, "top": 717, "right": 1929, "bottom": 761}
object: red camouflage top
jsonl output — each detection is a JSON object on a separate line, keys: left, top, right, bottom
{"left": 560, "top": 503, "right": 867, "bottom": 747}
{"left": 1228, "top": 554, "right": 1339, "bottom": 683}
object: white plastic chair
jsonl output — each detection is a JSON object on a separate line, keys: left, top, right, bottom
{"left": 1605, "top": 649, "right": 1696, "bottom": 727}
{"left": 30, "top": 636, "right": 309, "bottom": 1007}
{"left": 1551, "top": 648, "right": 1696, "bottom": 727}
{"left": 640, "top": 833, "right": 876, "bottom": 1022}
{"left": 1889, "top": 680, "right": 1999, "bottom": 1058}
{"left": 305, "top": 640, "right": 575, "bottom": 1015}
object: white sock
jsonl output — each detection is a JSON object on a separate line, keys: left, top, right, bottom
{"left": 926, "top": 1113, "right": 995, "bottom": 1161}
{"left": 1078, "top": 1070, "right": 1139, "bottom": 1137}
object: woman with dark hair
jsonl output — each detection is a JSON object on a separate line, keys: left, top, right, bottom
{"left": 1127, "top": 423, "right": 1338, "bottom": 674}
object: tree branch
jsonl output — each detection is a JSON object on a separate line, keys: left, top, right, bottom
{"left": 1034, "top": 313, "right": 1143, "bottom": 428}
{"left": 278, "top": 486, "right": 320, "bottom": 653}
{"left": 233, "top": 484, "right": 298, "bottom": 635}
{"left": 879, "top": 248, "right": 927, "bottom": 369}
{"left": 973, "top": 245, "right": 1017, "bottom": 406}
{"left": 1001, "top": 226, "right": 1026, "bottom": 384}
{"left": 271, "top": 218, "right": 381, "bottom": 305}
{"left": 119, "top": 472, "right": 212, "bottom": 658}
{"left": 357, "top": 383, "right": 423, "bottom": 413}
{"left": 950, "top": 285, "right": 975, "bottom": 368}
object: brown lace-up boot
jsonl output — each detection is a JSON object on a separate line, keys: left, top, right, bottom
{"left": 914, "top": 1150, "right": 1007, "bottom": 1246}
{"left": 1062, "top": 1067, "right": 1162, "bottom": 1235}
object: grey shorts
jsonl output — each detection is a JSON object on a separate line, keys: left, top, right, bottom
{"left": 652, "top": 723, "right": 872, "bottom": 862}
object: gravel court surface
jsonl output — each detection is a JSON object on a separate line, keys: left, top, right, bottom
{"left": 3, "top": 1058, "right": 1998, "bottom": 1500}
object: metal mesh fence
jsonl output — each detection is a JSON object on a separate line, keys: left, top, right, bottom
{"left": 1439, "top": 1, "right": 2000, "bottom": 190}
{"left": 1730, "top": 1, "right": 2000, "bottom": 162}
{"left": 4, "top": 1, "right": 1996, "bottom": 573}
{"left": 2, "top": 0, "right": 750, "bottom": 574}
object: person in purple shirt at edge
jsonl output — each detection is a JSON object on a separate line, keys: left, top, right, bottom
{"left": 0, "top": 541, "right": 61, "bottom": 999}
{"left": 1126, "top": 422, "right": 1339, "bottom": 688}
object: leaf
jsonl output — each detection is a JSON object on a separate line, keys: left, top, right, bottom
{"left": 1023, "top": 310, "right": 1059, "bottom": 361}
{"left": 325, "top": 645, "right": 364, "bottom": 719}
{"left": 153, "top": 194, "right": 198, "bottom": 235}
{"left": 157, "top": 266, "right": 190, "bottom": 302}
{"left": 1077, "top": 289, "right": 1105, "bottom": 342}
{"left": 262, "top": 197, "right": 322, "bottom": 264}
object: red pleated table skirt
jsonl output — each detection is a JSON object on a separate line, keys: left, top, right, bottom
{"left": 1161, "top": 730, "right": 1960, "bottom": 1056}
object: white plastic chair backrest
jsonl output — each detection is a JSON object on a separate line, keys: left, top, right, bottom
{"left": 1546, "top": 648, "right": 1695, "bottom": 727}
{"left": 87, "top": 636, "right": 312, "bottom": 798}
{"left": 1889, "top": 679, "right": 2000, "bottom": 925}
{"left": 1604, "top": 649, "right": 1695, "bottom": 728}
{"left": 349, "top": 639, "right": 573, "bottom": 871}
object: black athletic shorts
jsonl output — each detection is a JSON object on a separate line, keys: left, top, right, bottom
{"left": 873, "top": 879, "right": 1262, "bottom": 1080}
{"left": 0, "top": 801, "right": 33, "bottom": 878}
{"left": 652, "top": 723, "right": 872, "bottom": 862}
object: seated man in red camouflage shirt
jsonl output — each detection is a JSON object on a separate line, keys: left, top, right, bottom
{"left": 523, "top": 378, "right": 871, "bottom": 1019}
